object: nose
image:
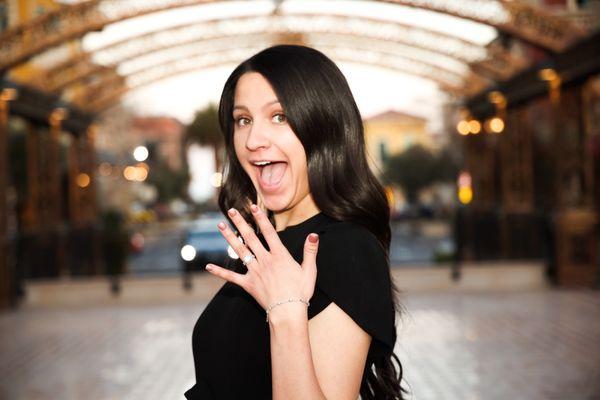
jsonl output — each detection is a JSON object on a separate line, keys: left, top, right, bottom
{"left": 244, "top": 120, "right": 271, "bottom": 151}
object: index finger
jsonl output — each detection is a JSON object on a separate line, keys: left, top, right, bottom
{"left": 250, "top": 204, "right": 283, "bottom": 252}
{"left": 206, "top": 263, "right": 248, "bottom": 289}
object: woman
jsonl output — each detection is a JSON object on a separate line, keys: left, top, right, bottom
{"left": 185, "top": 44, "right": 407, "bottom": 400}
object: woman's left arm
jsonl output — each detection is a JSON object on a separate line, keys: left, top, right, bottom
{"left": 205, "top": 205, "right": 371, "bottom": 400}
{"left": 269, "top": 299, "right": 371, "bottom": 400}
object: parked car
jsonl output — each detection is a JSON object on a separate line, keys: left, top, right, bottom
{"left": 391, "top": 204, "right": 435, "bottom": 221}
{"left": 180, "top": 215, "right": 236, "bottom": 289}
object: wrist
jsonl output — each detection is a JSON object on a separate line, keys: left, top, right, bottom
{"left": 267, "top": 301, "right": 308, "bottom": 327}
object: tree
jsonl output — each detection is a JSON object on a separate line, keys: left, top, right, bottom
{"left": 434, "top": 146, "right": 461, "bottom": 182}
{"left": 146, "top": 157, "right": 189, "bottom": 203}
{"left": 383, "top": 144, "right": 459, "bottom": 204}
{"left": 185, "top": 103, "right": 224, "bottom": 172}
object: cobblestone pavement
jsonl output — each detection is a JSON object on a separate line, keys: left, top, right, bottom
{"left": 0, "top": 288, "right": 599, "bottom": 400}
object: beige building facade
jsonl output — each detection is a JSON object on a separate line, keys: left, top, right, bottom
{"left": 363, "top": 110, "right": 435, "bottom": 175}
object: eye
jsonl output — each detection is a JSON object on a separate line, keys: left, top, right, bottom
{"left": 235, "top": 116, "right": 251, "bottom": 127}
{"left": 272, "top": 113, "right": 287, "bottom": 123}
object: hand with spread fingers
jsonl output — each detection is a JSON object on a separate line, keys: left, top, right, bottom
{"left": 205, "top": 203, "right": 319, "bottom": 319}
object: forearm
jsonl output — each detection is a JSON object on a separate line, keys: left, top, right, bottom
{"left": 269, "top": 303, "right": 327, "bottom": 400}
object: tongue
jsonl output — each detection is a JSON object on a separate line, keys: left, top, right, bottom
{"left": 261, "top": 162, "right": 286, "bottom": 185}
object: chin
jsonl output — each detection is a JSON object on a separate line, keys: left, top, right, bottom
{"left": 261, "top": 197, "right": 292, "bottom": 213}
{"left": 256, "top": 187, "right": 295, "bottom": 213}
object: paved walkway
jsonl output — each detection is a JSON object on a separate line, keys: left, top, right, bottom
{"left": 1, "top": 288, "right": 599, "bottom": 400}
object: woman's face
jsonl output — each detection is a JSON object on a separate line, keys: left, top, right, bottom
{"left": 232, "top": 72, "right": 312, "bottom": 215}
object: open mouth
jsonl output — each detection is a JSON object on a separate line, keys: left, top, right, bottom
{"left": 252, "top": 160, "right": 288, "bottom": 189}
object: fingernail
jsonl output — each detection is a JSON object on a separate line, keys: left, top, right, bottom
{"left": 228, "top": 208, "right": 237, "bottom": 217}
{"left": 205, "top": 264, "right": 213, "bottom": 271}
{"left": 308, "top": 233, "right": 319, "bottom": 243}
{"left": 217, "top": 222, "right": 226, "bottom": 230}
{"left": 250, "top": 204, "right": 259, "bottom": 213}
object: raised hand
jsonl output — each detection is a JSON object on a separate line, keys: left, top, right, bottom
{"left": 205, "top": 204, "right": 319, "bottom": 314}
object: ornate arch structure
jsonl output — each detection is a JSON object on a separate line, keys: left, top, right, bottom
{"left": 380, "top": 0, "right": 585, "bottom": 51}
{"left": 0, "top": 0, "right": 586, "bottom": 74}
{"left": 0, "top": 0, "right": 589, "bottom": 112}
{"left": 59, "top": 26, "right": 492, "bottom": 111}
{"left": 42, "top": 13, "right": 523, "bottom": 94}
{"left": 81, "top": 40, "right": 486, "bottom": 112}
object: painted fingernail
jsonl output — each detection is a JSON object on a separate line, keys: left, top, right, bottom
{"left": 250, "top": 204, "right": 259, "bottom": 213}
{"left": 217, "top": 222, "right": 226, "bottom": 230}
{"left": 205, "top": 264, "right": 213, "bottom": 271}
{"left": 228, "top": 208, "right": 237, "bottom": 217}
{"left": 308, "top": 233, "right": 319, "bottom": 243}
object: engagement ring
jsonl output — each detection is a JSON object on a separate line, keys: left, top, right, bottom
{"left": 242, "top": 254, "right": 256, "bottom": 266}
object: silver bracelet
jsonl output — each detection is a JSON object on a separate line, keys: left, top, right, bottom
{"left": 265, "top": 298, "right": 310, "bottom": 323}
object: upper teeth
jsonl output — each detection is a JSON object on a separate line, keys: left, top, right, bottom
{"left": 253, "top": 161, "right": 272, "bottom": 166}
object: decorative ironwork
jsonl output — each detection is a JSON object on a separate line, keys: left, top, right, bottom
{"left": 66, "top": 128, "right": 97, "bottom": 226}
{"left": 380, "top": 0, "right": 586, "bottom": 51}
{"left": 500, "top": 108, "right": 533, "bottom": 213}
{"left": 465, "top": 133, "right": 496, "bottom": 209}
{"left": 554, "top": 87, "right": 592, "bottom": 209}
{"left": 21, "top": 124, "right": 41, "bottom": 231}
{"left": 0, "top": 0, "right": 586, "bottom": 74}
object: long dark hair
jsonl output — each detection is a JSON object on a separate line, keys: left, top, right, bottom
{"left": 217, "top": 44, "right": 408, "bottom": 400}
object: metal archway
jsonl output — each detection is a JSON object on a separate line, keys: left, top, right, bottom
{"left": 87, "top": 44, "right": 476, "bottom": 113}
{"left": 65, "top": 31, "right": 489, "bottom": 108}
{"left": 78, "top": 38, "right": 482, "bottom": 112}
{"left": 0, "top": 0, "right": 586, "bottom": 74}
{"left": 41, "top": 13, "right": 524, "bottom": 94}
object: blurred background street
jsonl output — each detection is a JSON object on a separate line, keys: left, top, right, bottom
{"left": 1, "top": 0, "right": 600, "bottom": 399}
{"left": 128, "top": 218, "right": 454, "bottom": 274}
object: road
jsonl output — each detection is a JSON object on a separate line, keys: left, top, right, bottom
{"left": 128, "top": 220, "right": 186, "bottom": 275}
{"left": 127, "top": 218, "right": 454, "bottom": 275}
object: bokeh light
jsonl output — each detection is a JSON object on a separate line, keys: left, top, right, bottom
{"left": 76, "top": 173, "right": 90, "bottom": 188}
{"left": 133, "top": 145, "right": 149, "bottom": 162}
{"left": 210, "top": 172, "right": 223, "bottom": 188}
{"left": 468, "top": 119, "right": 481, "bottom": 134}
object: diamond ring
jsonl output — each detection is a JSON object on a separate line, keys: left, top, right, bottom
{"left": 242, "top": 254, "right": 256, "bottom": 266}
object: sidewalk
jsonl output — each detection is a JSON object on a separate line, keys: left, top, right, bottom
{"left": 2, "top": 283, "right": 599, "bottom": 399}
{"left": 21, "top": 261, "right": 548, "bottom": 308}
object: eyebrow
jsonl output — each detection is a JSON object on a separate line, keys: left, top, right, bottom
{"left": 233, "top": 100, "right": 280, "bottom": 112}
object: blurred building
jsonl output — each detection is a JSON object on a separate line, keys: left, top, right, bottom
{"left": 363, "top": 110, "right": 439, "bottom": 212}
{"left": 94, "top": 106, "right": 137, "bottom": 213}
{"left": 460, "top": 27, "right": 600, "bottom": 286}
{"left": 94, "top": 114, "right": 187, "bottom": 217}
{"left": 4, "top": 0, "right": 91, "bottom": 100}
{"left": 0, "top": 0, "right": 99, "bottom": 308}
{"left": 130, "top": 116, "right": 185, "bottom": 172}
{"left": 363, "top": 110, "right": 434, "bottom": 174}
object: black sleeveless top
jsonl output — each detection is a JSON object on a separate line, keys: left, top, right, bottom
{"left": 184, "top": 212, "right": 396, "bottom": 399}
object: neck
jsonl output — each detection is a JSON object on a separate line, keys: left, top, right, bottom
{"left": 274, "top": 195, "right": 320, "bottom": 232}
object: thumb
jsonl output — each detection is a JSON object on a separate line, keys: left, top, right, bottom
{"left": 302, "top": 233, "right": 319, "bottom": 269}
